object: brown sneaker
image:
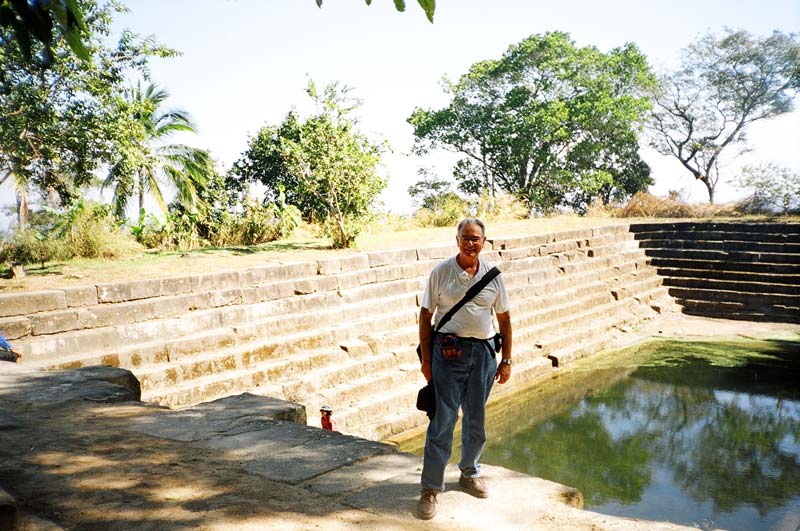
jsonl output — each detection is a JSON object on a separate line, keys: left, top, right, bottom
{"left": 418, "top": 488, "right": 438, "bottom": 520}
{"left": 459, "top": 474, "right": 489, "bottom": 498}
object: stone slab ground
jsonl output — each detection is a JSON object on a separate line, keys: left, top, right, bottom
{"left": 0, "top": 359, "right": 704, "bottom": 531}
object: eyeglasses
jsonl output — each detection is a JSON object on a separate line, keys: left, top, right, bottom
{"left": 459, "top": 236, "right": 484, "bottom": 244}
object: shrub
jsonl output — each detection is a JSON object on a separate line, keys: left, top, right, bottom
{"left": 0, "top": 228, "right": 69, "bottom": 268}
{"left": 613, "top": 192, "right": 740, "bottom": 218}
{"left": 413, "top": 194, "right": 468, "bottom": 228}
{"left": 474, "top": 192, "right": 529, "bottom": 222}
{"left": 56, "top": 200, "right": 143, "bottom": 259}
{"left": 236, "top": 199, "right": 281, "bottom": 246}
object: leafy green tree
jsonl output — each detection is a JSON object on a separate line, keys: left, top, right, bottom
{"left": 233, "top": 82, "right": 386, "bottom": 248}
{"left": 0, "top": 0, "right": 177, "bottom": 225}
{"left": 409, "top": 32, "right": 655, "bottom": 214}
{"left": 408, "top": 168, "right": 466, "bottom": 226}
{"left": 280, "top": 82, "right": 386, "bottom": 248}
{"left": 229, "top": 112, "right": 327, "bottom": 221}
{"left": 736, "top": 163, "right": 800, "bottom": 215}
{"left": 103, "top": 83, "right": 209, "bottom": 220}
{"left": 648, "top": 29, "right": 800, "bottom": 204}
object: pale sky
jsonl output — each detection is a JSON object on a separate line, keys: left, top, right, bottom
{"left": 2, "top": 0, "right": 799, "bottom": 229}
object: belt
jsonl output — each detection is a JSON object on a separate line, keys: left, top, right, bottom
{"left": 456, "top": 336, "right": 493, "bottom": 343}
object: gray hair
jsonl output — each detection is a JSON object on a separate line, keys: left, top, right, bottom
{"left": 457, "top": 217, "right": 485, "bottom": 236}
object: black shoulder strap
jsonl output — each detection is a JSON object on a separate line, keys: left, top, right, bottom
{"left": 434, "top": 266, "right": 501, "bottom": 332}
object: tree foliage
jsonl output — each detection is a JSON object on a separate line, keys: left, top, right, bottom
{"left": 648, "top": 29, "right": 800, "bottom": 204}
{"left": 280, "top": 82, "right": 386, "bottom": 248}
{"left": 315, "top": 0, "right": 435, "bottom": 23}
{"left": 0, "top": 0, "right": 89, "bottom": 65}
{"left": 0, "top": 0, "right": 177, "bottom": 225}
{"left": 736, "top": 163, "right": 800, "bottom": 215}
{"left": 409, "top": 32, "right": 655, "bottom": 214}
{"left": 232, "top": 82, "right": 386, "bottom": 248}
{"left": 103, "top": 83, "right": 209, "bottom": 219}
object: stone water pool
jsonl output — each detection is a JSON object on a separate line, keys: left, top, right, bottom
{"left": 400, "top": 337, "right": 800, "bottom": 530}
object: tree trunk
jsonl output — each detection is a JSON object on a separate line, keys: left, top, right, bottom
{"left": 701, "top": 177, "right": 715, "bottom": 204}
{"left": 138, "top": 180, "right": 145, "bottom": 217}
{"left": 16, "top": 193, "right": 28, "bottom": 228}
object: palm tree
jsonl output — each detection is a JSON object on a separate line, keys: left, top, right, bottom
{"left": 104, "top": 83, "right": 209, "bottom": 220}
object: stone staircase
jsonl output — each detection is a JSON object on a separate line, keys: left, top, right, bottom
{"left": 0, "top": 224, "right": 676, "bottom": 441}
{"left": 629, "top": 221, "right": 800, "bottom": 323}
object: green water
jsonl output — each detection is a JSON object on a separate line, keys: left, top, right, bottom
{"left": 401, "top": 337, "right": 800, "bottom": 530}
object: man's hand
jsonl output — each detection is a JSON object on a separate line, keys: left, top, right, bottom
{"left": 495, "top": 311, "right": 512, "bottom": 384}
{"left": 494, "top": 363, "right": 511, "bottom": 384}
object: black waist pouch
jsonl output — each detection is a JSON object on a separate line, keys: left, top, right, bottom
{"left": 416, "top": 381, "right": 436, "bottom": 420}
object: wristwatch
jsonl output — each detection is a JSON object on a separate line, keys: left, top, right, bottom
{"left": 500, "top": 358, "right": 513, "bottom": 366}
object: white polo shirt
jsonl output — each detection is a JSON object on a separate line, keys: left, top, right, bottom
{"left": 421, "top": 256, "right": 510, "bottom": 339}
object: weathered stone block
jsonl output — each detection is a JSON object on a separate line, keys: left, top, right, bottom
{"left": 316, "top": 257, "right": 342, "bottom": 275}
{"left": 374, "top": 265, "right": 405, "bottom": 283}
{"left": 417, "top": 244, "right": 455, "bottom": 261}
{"left": 257, "top": 281, "right": 295, "bottom": 301}
{"left": 128, "top": 278, "right": 171, "bottom": 300}
{"left": 366, "top": 248, "right": 417, "bottom": 268}
{"left": 211, "top": 288, "right": 244, "bottom": 307}
{"left": 20, "top": 326, "right": 124, "bottom": 363}
{"left": 160, "top": 276, "right": 193, "bottom": 296}
{"left": 0, "top": 290, "right": 66, "bottom": 318}
{"left": 82, "top": 304, "right": 139, "bottom": 329}
{"left": 0, "top": 316, "right": 31, "bottom": 340}
{"left": 316, "top": 275, "right": 339, "bottom": 292}
{"left": 336, "top": 272, "right": 362, "bottom": 290}
{"left": 294, "top": 279, "right": 317, "bottom": 295}
{"left": 62, "top": 286, "right": 98, "bottom": 307}
{"left": 190, "top": 271, "right": 242, "bottom": 293}
{"left": 401, "top": 262, "right": 433, "bottom": 280}
{"left": 341, "top": 254, "right": 371, "bottom": 273}
{"left": 340, "top": 339, "right": 372, "bottom": 358}
{"left": 482, "top": 251, "right": 502, "bottom": 263}
{"left": 31, "top": 309, "right": 83, "bottom": 335}
{"left": 95, "top": 282, "right": 127, "bottom": 303}
{"left": 358, "top": 268, "right": 378, "bottom": 285}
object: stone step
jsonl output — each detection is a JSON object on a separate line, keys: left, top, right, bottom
{"left": 20, "top": 288, "right": 419, "bottom": 368}
{"left": 513, "top": 283, "right": 616, "bottom": 324}
{"left": 633, "top": 229, "right": 800, "bottom": 245}
{"left": 678, "top": 299, "right": 800, "bottom": 323}
{"left": 662, "top": 276, "right": 800, "bottom": 296}
{"left": 231, "top": 292, "right": 418, "bottom": 343}
{"left": 629, "top": 222, "right": 800, "bottom": 236}
{"left": 140, "top": 309, "right": 417, "bottom": 404}
{"left": 646, "top": 257, "right": 800, "bottom": 275}
{"left": 516, "top": 300, "right": 637, "bottom": 356}
{"left": 544, "top": 322, "right": 631, "bottom": 368}
{"left": 506, "top": 253, "right": 655, "bottom": 304}
{"left": 642, "top": 248, "right": 799, "bottom": 265}
{"left": 653, "top": 266, "right": 800, "bottom": 286}
{"left": 282, "top": 348, "right": 415, "bottom": 408}
{"left": 513, "top": 271, "right": 663, "bottom": 333}
{"left": 635, "top": 238, "right": 800, "bottom": 254}
{"left": 667, "top": 286, "right": 800, "bottom": 310}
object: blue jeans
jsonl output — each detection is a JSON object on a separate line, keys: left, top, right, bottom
{"left": 421, "top": 335, "right": 497, "bottom": 492}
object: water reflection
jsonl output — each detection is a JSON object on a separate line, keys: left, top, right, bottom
{"left": 402, "top": 338, "right": 800, "bottom": 530}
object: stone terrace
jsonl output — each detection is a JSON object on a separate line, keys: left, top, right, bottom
{"left": 630, "top": 221, "right": 800, "bottom": 323}
{"left": 0, "top": 224, "right": 676, "bottom": 441}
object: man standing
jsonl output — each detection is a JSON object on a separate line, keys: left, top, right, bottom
{"left": 417, "top": 218, "right": 513, "bottom": 520}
